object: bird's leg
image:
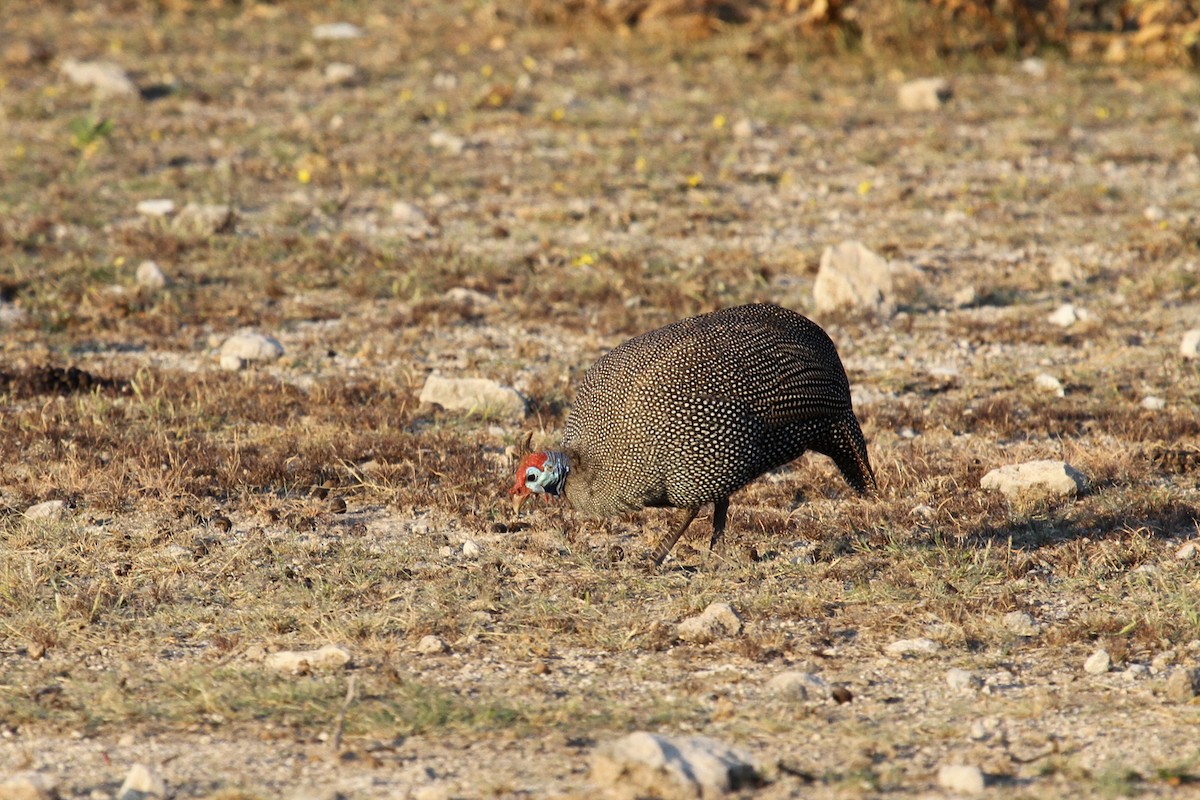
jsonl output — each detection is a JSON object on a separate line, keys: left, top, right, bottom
{"left": 650, "top": 507, "right": 700, "bottom": 567}
{"left": 707, "top": 497, "right": 730, "bottom": 554}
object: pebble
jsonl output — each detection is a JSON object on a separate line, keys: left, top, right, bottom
{"left": 980, "top": 460, "right": 1086, "bottom": 499}
{"left": 323, "top": 62, "right": 358, "bottom": 86}
{"left": 1021, "top": 57, "right": 1048, "bottom": 78}
{"left": 172, "top": 203, "right": 233, "bottom": 235}
{"left": 418, "top": 374, "right": 526, "bottom": 419}
{"left": 429, "top": 130, "right": 466, "bottom": 155}
{"left": 951, "top": 285, "right": 977, "bottom": 308}
{"left": 946, "top": 668, "right": 982, "bottom": 691}
{"left": 312, "top": 22, "right": 365, "bottom": 40}
{"left": 813, "top": 240, "right": 895, "bottom": 317}
{"left": 1141, "top": 396, "right": 1166, "bottom": 410}
{"left": 1048, "top": 303, "right": 1083, "bottom": 327}
{"left": 219, "top": 332, "right": 284, "bottom": 371}
{"left": 263, "top": 644, "right": 353, "bottom": 673}
{"left": 885, "top": 637, "right": 941, "bottom": 656}
{"left": 24, "top": 500, "right": 67, "bottom": 520}
{"left": 910, "top": 504, "right": 935, "bottom": 520}
{"left": 766, "top": 671, "right": 830, "bottom": 700}
{"left": 416, "top": 635, "right": 448, "bottom": 655}
{"left": 0, "top": 772, "right": 58, "bottom": 800}
{"left": 897, "top": 77, "right": 953, "bottom": 112}
{"left": 136, "top": 199, "right": 176, "bottom": 218}
{"left": 135, "top": 260, "right": 167, "bottom": 291}
{"left": 1084, "top": 649, "right": 1111, "bottom": 675}
{"left": 1003, "top": 610, "right": 1040, "bottom": 637}
{"left": 677, "top": 602, "right": 743, "bottom": 644}
{"left": 1049, "top": 255, "right": 1083, "bottom": 285}
{"left": 1180, "top": 329, "right": 1200, "bottom": 359}
{"left": 60, "top": 58, "right": 137, "bottom": 97}
{"left": 443, "top": 287, "right": 496, "bottom": 310}
{"left": 1165, "top": 667, "right": 1200, "bottom": 702}
{"left": 937, "top": 764, "right": 985, "bottom": 794}
{"left": 591, "top": 732, "right": 758, "bottom": 798}
{"left": 1123, "top": 664, "right": 1150, "bottom": 680}
{"left": 117, "top": 763, "right": 165, "bottom": 800}
{"left": 1034, "top": 373, "right": 1065, "bottom": 397}
{"left": 461, "top": 540, "right": 481, "bottom": 558}
{"left": 1176, "top": 542, "right": 1198, "bottom": 561}
{"left": 0, "top": 301, "right": 28, "bottom": 328}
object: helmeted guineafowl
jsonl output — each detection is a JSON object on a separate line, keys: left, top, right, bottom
{"left": 509, "top": 303, "right": 876, "bottom": 564}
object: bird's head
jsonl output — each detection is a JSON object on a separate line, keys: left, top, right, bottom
{"left": 509, "top": 451, "right": 569, "bottom": 513}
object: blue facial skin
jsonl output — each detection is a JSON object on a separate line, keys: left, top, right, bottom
{"left": 525, "top": 451, "right": 569, "bottom": 496}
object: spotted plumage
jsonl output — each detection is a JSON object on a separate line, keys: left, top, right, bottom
{"left": 510, "top": 303, "right": 876, "bottom": 564}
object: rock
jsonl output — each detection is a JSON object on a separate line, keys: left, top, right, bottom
{"left": 677, "top": 602, "right": 743, "bottom": 644}
{"left": 60, "top": 58, "right": 137, "bottom": 97}
{"left": 1165, "top": 667, "right": 1200, "bottom": 702}
{"left": 937, "top": 764, "right": 985, "bottom": 794}
{"left": 1003, "top": 611, "right": 1040, "bottom": 637}
{"left": 391, "top": 201, "right": 435, "bottom": 239}
{"left": 951, "top": 285, "right": 977, "bottom": 308}
{"left": 980, "top": 460, "right": 1086, "bottom": 499}
{"left": 1048, "top": 303, "right": 1085, "bottom": 328}
{"left": 416, "top": 635, "right": 448, "bottom": 655}
{"left": 1084, "top": 649, "right": 1111, "bottom": 675}
{"left": 1050, "top": 255, "right": 1083, "bottom": 285}
{"left": 172, "top": 203, "right": 233, "bottom": 235}
{"left": 429, "top": 130, "right": 466, "bottom": 155}
{"left": 135, "top": 260, "right": 167, "bottom": 291}
{"left": 136, "top": 199, "right": 176, "bottom": 218}
{"left": 418, "top": 374, "right": 526, "bottom": 419}
{"left": 1034, "top": 373, "right": 1065, "bottom": 397}
{"left": 0, "top": 302, "right": 28, "bottom": 328}
{"left": 219, "top": 332, "right": 284, "bottom": 371}
{"left": 1176, "top": 542, "right": 1198, "bottom": 561}
{"left": 1181, "top": 329, "right": 1200, "bottom": 359}
{"left": 461, "top": 540, "right": 481, "bottom": 558}
{"left": 312, "top": 22, "right": 365, "bottom": 40}
{"left": 443, "top": 287, "right": 497, "bottom": 310}
{"left": 946, "top": 668, "right": 981, "bottom": 691}
{"left": 323, "top": 62, "right": 357, "bottom": 86}
{"left": 263, "top": 644, "right": 353, "bottom": 672}
{"left": 591, "top": 732, "right": 758, "bottom": 799}
{"left": 766, "top": 671, "right": 830, "bottom": 700}
{"left": 117, "top": 763, "right": 165, "bottom": 800}
{"left": 0, "top": 772, "right": 58, "bottom": 800}
{"left": 885, "top": 637, "right": 940, "bottom": 656}
{"left": 1141, "top": 396, "right": 1166, "bottom": 411}
{"left": 1021, "top": 57, "right": 1048, "bottom": 78}
{"left": 897, "top": 77, "right": 952, "bottom": 112}
{"left": 24, "top": 500, "right": 66, "bottom": 521}
{"left": 813, "top": 240, "right": 895, "bottom": 317}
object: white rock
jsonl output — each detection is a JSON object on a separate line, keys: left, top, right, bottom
{"left": 136, "top": 199, "right": 176, "bottom": 218}
{"left": 461, "top": 540, "right": 481, "bottom": 558}
{"left": 1181, "top": 329, "right": 1200, "bottom": 359}
{"left": 117, "top": 763, "right": 166, "bottom": 800}
{"left": 1049, "top": 255, "right": 1083, "bottom": 285}
{"left": 1141, "top": 396, "right": 1166, "bottom": 410}
{"left": 416, "top": 635, "right": 448, "bottom": 655}
{"left": 885, "top": 637, "right": 941, "bottom": 656}
{"left": 731, "top": 118, "right": 756, "bottom": 139}
{"left": 911, "top": 504, "right": 935, "bottom": 520}
{"left": 937, "top": 764, "right": 985, "bottom": 794}
{"left": 813, "top": 240, "right": 895, "bottom": 317}
{"left": 1021, "top": 57, "right": 1048, "bottom": 78}
{"left": 1124, "top": 664, "right": 1150, "bottom": 680}
{"left": 172, "top": 203, "right": 233, "bottom": 235}
{"left": 897, "top": 77, "right": 952, "bottom": 112}
{"left": 323, "top": 62, "right": 357, "bottom": 85}
{"left": 591, "top": 732, "right": 758, "bottom": 798}
{"left": 219, "top": 332, "right": 284, "bottom": 371}
{"left": 24, "top": 500, "right": 66, "bottom": 520}
{"left": 766, "top": 671, "right": 830, "bottom": 700}
{"left": 1144, "top": 205, "right": 1165, "bottom": 223}
{"left": 1084, "top": 648, "right": 1111, "bottom": 675}
{"left": 1034, "top": 373, "right": 1065, "bottom": 397}
{"left": 1176, "top": 542, "right": 1198, "bottom": 561}
{"left": 391, "top": 201, "right": 428, "bottom": 226}
{"left": 263, "top": 644, "right": 353, "bottom": 672}
{"left": 1003, "top": 611, "right": 1039, "bottom": 637}
{"left": 443, "top": 287, "right": 497, "bottom": 309}
{"left": 418, "top": 374, "right": 526, "bottom": 419}
{"left": 677, "top": 602, "right": 743, "bottom": 644}
{"left": 946, "top": 668, "right": 981, "bottom": 691}
{"left": 60, "top": 58, "right": 137, "bottom": 97}
{"left": 135, "top": 260, "right": 167, "bottom": 291}
{"left": 1165, "top": 667, "right": 1200, "bottom": 702}
{"left": 312, "top": 22, "right": 365, "bottom": 40}
{"left": 0, "top": 301, "right": 28, "bottom": 328}
{"left": 951, "top": 286, "right": 977, "bottom": 307}
{"left": 0, "top": 771, "right": 58, "bottom": 800}
{"left": 981, "top": 460, "right": 1086, "bottom": 499}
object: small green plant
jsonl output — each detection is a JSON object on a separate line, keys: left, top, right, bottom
{"left": 68, "top": 114, "right": 115, "bottom": 162}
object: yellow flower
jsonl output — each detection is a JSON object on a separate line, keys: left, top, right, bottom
{"left": 298, "top": 168, "right": 312, "bottom": 184}
{"left": 634, "top": 156, "right": 647, "bottom": 173}
{"left": 480, "top": 64, "right": 493, "bottom": 78}
{"left": 434, "top": 101, "right": 448, "bottom": 116}
{"left": 551, "top": 108, "right": 566, "bottom": 122}
{"left": 857, "top": 180, "right": 872, "bottom": 195}
{"left": 1095, "top": 106, "right": 1110, "bottom": 120}
{"left": 399, "top": 88, "right": 414, "bottom": 102}
{"left": 522, "top": 56, "right": 537, "bottom": 71}
{"left": 712, "top": 114, "right": 726, "bottom": 130}
{"left": 456, "top": 43, "right": 471, "bottom": 56}
{"left": 687, "top": 173, "right": 703, "bottom": 187}
{"left": 572, "top": 253, "right": 596, "bottom": 267}
{"left": 114, "top": 256, "right": 126, "bottom": 267}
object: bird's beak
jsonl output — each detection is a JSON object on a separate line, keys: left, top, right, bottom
{"left": 511, "top": 492, "right": 529, "bottom": 515}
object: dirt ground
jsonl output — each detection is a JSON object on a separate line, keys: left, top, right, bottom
{"left": 2, "top": 2, "right": 1200, "bottom": 798}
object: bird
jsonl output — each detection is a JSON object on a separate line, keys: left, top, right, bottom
{"left": 509, "top": 302, "right": 876, "bottom": 565}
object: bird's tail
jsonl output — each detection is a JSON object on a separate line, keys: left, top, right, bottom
{"left": 820, "top": 411, "right": 877, "bottom": 496}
